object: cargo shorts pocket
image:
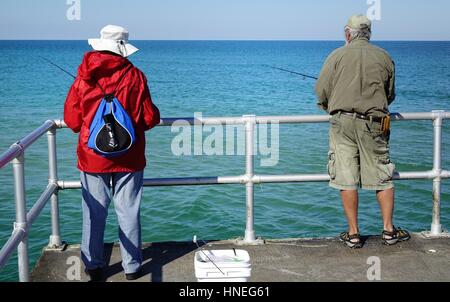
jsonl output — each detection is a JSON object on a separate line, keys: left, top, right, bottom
{"left": 329, "top": 116, "right": 342, "bottom": 134}
{"left": 378, "top": 156, "right": 395, "bottom": 183}
{"left": 327, "top": 151, "right": 336, "bottom": 180}
{"left": 364, "top": 122, "right": 389, "bottom": 141}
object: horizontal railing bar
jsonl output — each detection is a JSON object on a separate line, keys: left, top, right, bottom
{"left": 390, "top": 112, "right": 450, "bottom": 121}
{"left": 395, "top": 171, "right": 437, "bottom": 180}
{"left": 145, "top": 176, "right": 243, "bottom": 186}
{"left": 57, "top": 170, "right": 448, "bottom": 190}
{"left": 144, "top": 176, "right": 219, "bottom": 186}
{"left": 0, "top": 229, "right": 25, "bottom": 270}
{"left": 56, "top": 180, "right": 80, "bottom": 190}
{"left": 255, "top": 174, "right": 330, "bottom": 183}
{"left": 159, "top": 117, "right": 247, "bottom": 126}
{"left": 27, "top": 183, "right": 58, "bottom": 226}
{"left": 58, "top": 175, "right": 244, "bottom": 190}
{"left": 253, "top": 171, "right": 441, "bottom": 183}
{"left": 256, "top": 115, "right": 331, "bottom": 123}
{"left": 158, "top": 112, "right": 450, "bottom": 126}
{"left": 53, "top": 112, "right": 450, "bottom": 129}
{"left": 0, "top": 120, "right": 56, "bottom": 170}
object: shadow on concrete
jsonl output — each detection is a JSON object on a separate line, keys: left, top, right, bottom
{"left": 360, "top": 235, "right": 370, "bottom": 247}
{"left": 102, "top": 241, "right": 205, "bottom": 281}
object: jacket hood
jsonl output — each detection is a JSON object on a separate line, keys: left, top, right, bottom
{"left": 78, "top": 51, "right": 131, "bottom": 81}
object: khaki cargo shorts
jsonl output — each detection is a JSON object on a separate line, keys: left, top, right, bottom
{"left": 328, "top": 113, "right": 395, "bottom": 191}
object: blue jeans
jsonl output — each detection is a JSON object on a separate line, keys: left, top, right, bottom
{"left": 80, "top": 171, "right": 143, "bottom": 274}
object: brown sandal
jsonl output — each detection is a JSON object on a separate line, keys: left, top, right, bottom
{"left": 382, "top": 226, "right": 410, "bottom": 245}
{"left": 339, "top": 232, "right": 363, "bottom": 249}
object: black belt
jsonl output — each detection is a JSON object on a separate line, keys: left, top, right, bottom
{"left": 335, "top": 111, "right": 383, "bottom": 123}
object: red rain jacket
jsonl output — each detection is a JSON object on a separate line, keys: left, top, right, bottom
{"left": 64, "top": 51, "right": 160, "bottom": 173}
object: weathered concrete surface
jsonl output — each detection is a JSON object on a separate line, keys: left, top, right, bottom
{"left": 31, "top": 233, "right": 450, "bottom": 282}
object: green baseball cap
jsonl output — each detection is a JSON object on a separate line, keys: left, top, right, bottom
{"left": 346, "top": 14, "right": 371, "bottom": 31}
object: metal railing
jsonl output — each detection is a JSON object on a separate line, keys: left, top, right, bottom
{"left": 0, "top": 111, "right": 449, "bottom": 282}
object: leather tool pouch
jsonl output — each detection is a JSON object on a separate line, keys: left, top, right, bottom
{"left": 381, "top": 116, "right": 391, "bottom": 134}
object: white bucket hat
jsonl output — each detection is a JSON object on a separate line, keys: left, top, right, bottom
{"left": 88, "top": 25, "right": 139, "bottom": 57}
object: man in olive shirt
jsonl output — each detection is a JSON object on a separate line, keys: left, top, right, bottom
{"left": 316, "top": 15, "right": 410, "bottom": 248}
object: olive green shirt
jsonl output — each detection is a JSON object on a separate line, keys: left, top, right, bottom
{"left": 315, "top": 38, "right": 396, "bottom": 118}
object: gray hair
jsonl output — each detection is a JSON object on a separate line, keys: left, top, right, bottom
{"left": 345, "top": 26, "right": 371, "bottom": 41}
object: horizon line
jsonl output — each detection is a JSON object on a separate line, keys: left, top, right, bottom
{"left": 1, "top": 39, "right": 450, "bottom": 42}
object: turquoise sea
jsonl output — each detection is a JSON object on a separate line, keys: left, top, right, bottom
{"left": 0, "top": 41, "right": 449, "bottom": 281}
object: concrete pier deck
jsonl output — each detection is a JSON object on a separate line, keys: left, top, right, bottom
{"left": 31, "top": 233, "right": 450, "bottom": 282}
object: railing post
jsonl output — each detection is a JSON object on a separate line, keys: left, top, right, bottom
{"left": 243, "top": 115, "right": 256, "bottom": 243}
{"left": 430, "top": 111, "right": 444, "bottom": 236}
{"left": 47, "top": 128, "right": 62, "bottom": 248}
{"left": 12, "top": 153, "right": 29, "bottom": 282}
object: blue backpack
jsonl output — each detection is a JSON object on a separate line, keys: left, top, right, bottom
{"left": 87, "top": 65, "right": 136, "bottom": 158}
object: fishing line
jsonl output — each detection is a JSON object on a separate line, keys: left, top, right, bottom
{"left": 40, "top": 55, "right": 108, "bottom": 95}
{"left": 39, "top": 56, "right": 77, "bottom": 79}
{"left": 263, "top": 64, "right": 318, "bottom": 80}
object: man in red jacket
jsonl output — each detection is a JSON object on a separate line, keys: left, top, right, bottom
{"left": 64, "top": 25, "right": 160, "bottom": 281}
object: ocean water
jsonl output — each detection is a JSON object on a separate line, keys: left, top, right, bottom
{"left": 0, "top": 40, "right": 449, "bottom": 281}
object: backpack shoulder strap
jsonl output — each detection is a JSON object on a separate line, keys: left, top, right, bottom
{"left": 92, "top": 79, "right": 108, "bottom": 97}
{"left": 111, "top": 64, "right": 134, "bottom": 96}
{"left": 92, "top": 64, "right": 134, "bottom": 100}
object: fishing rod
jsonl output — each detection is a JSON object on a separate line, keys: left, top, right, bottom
{"left": 40, "top": 56, "right": 108, "bottom": 95}
{"left": 263, "top": 65, "right": 318, "bottom": 80}
{"left": 39, "top": 56, "right": 76, "bottom": 79}
{"left": 193, "top": 235, "right": 225, "bottom": 275}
